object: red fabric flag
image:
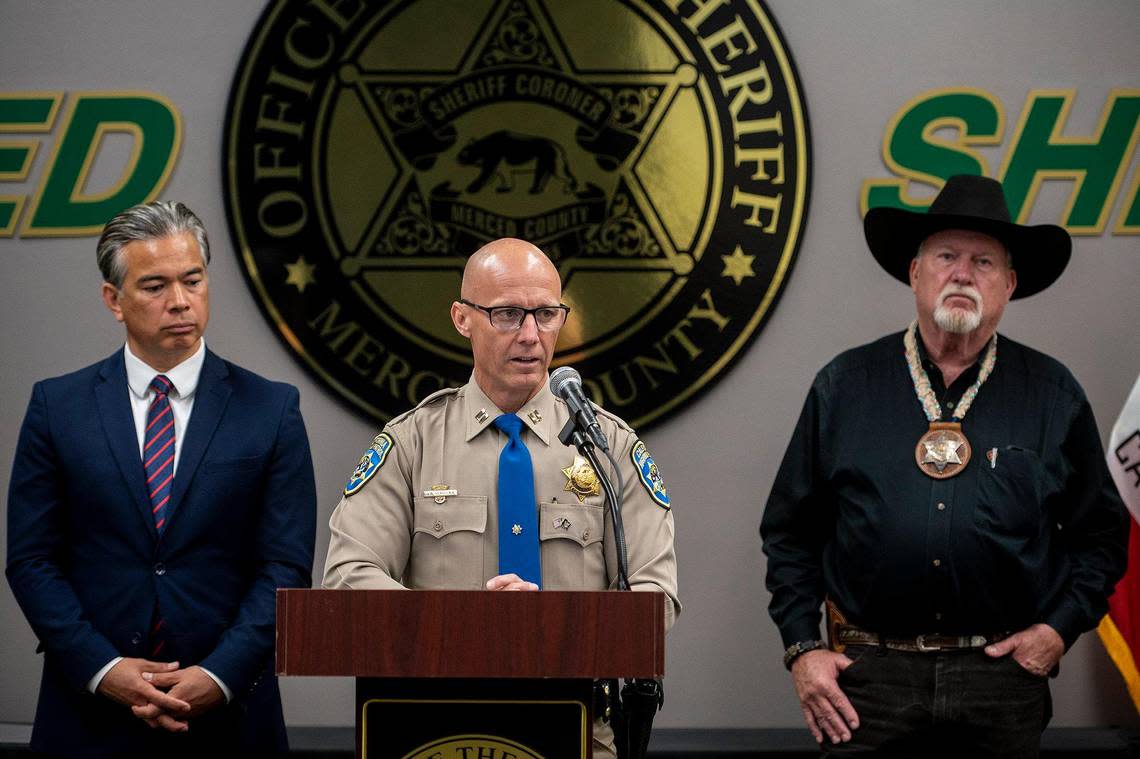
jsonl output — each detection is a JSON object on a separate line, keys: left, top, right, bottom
{"left": 1099, "top": 374, "right": 1140, "bottom": 713}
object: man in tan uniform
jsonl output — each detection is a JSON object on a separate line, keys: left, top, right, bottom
{"left": 323, "top": 237, "right": 679, "bottom": 756}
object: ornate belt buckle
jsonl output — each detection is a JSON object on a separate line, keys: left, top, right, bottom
{"left": 915, "top": 634, "right": 942, "bottom": 652}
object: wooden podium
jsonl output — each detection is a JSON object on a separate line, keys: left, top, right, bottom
{"left": 276, "top": 588, "right": 665, "bottom": 759}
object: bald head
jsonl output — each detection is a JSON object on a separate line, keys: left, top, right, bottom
{"left": 461, "top": 238, "right": 560, "bottom": 302}
{"left": 452, "top": 238, "right": 564, "bottom": 412}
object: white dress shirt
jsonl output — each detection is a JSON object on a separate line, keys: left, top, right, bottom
{"left": 124, "top": 339, "right": 206, "bottom": 475}
{"left": 88, "top": 340, "right": 232, "bottom": 702}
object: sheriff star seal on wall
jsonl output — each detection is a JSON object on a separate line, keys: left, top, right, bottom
{"left": 224, "top": 0, "right": 811, "bottom": 430}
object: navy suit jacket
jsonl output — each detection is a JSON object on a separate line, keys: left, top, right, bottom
{"left": 6, "top": 349, "right": 316, "bottom": 757}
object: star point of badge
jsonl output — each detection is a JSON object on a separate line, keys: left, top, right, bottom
{"left": 721, "top": 245, "right": 756, "bottom": 285}
{"left": 511, "top": 524, "right": 522, "bottom": 536}
{"left": 284, "top": 256, "right": 317, "bottom": 292}
{"left": 562, "top": 455, "right": 601, "bottom": 502}
{"left": 331, "top": 0, "right": 698, "bottom": 280}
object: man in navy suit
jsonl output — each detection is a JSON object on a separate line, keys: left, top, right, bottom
{"left": 7, "top": 201, "right": 316, "bottom": 757}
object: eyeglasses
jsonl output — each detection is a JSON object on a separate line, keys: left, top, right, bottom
{"left": 458, "top": 298, "right": 571, "bottom": 332}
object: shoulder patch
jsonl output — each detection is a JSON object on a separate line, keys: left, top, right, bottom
{"left": 631, "top": 440, "right": 670, "bottom": 509}
{"left": 344, "top": 432, "right": 394, "bottom": 496}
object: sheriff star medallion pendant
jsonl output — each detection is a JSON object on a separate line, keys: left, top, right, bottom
{"left": 915, "top": 422, "right": 972, "bottom": 479}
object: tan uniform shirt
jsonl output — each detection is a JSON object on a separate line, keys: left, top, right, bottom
{"left": 323, "top": 377, "right": 680, "bottom": 629}
{"left": 323, "top": 377, "right": 679, "bottom": 757}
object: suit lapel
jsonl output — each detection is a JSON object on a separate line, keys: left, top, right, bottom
{"left": 164, "top": 351, "right": 231, "bottom": 537}
{"left": 94, "top": 350, "right": 157, "bottom": 539}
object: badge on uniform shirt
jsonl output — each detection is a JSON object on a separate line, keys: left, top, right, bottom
{"left": 344, "top": 432, "right": 394, "bottom": 496}
{"left": 631, "top": 440, "right": 670, "bottom": 510}
{"left": 562, "top": 455, "right": 601, "bottom": 502}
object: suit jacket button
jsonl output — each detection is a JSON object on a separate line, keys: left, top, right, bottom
{"left": 131, "top": 633, "right": 142, "bottom": 645}
{"left": 154, "top": 563, "right": 166, "bottom": 576}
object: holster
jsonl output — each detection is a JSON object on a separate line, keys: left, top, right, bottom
{"left": 612, "top": 678, "right": 664, "bottom": 759}
{"left": 826, "top": 596, "right": 849, "bottom": 654}
{"left": 594, "top": 678, "right": 618, "bottom": 724}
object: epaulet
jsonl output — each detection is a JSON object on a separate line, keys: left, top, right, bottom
{"left": 343, "top": 386, "right": 462, "bottom": 497}
{"left": 591, "top": 403, "right": 635, "bottom": 434}
{"left": 386, "top": 385, "right": 461, "bottom": 427}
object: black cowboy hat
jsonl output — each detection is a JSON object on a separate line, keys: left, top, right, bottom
{"left": 863, "top": 174, "right": 1071, "bottom": 299}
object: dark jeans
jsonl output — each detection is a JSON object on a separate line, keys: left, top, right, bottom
{"left": 824, "top": 646, "right": 1051, "bottom": 759}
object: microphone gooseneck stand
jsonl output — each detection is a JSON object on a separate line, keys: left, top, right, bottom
{"left": 558, "top": 417, "right": 629, "bottom": 590}
{"left": 558, "top": 414, "right": 663, "bottom": 759}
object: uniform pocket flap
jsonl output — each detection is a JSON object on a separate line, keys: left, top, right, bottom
{"left": 539, "top": 501, "right": 604, "bottom": 547}
{"left": 413, "top": 496, "right": 488, "bottom": 540}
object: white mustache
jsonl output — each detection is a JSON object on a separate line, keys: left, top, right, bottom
{"left": 938, "top": 285, "right": 982, "bottom": 309}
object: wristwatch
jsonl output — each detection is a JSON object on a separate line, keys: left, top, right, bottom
{"left": 783, "top": 639, "right": 826, "bottom": 670}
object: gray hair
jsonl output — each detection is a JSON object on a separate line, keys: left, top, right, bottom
{"left": 96, "top": 201, "right": 211, "bottom": 288}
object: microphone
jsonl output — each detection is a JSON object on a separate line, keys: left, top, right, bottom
{"left": 549, "top": 366, "right": 609, "bottom": 452}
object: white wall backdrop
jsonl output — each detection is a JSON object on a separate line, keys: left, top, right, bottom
{"left": 1, "top": 0, "right": 1138, "bottom": 730}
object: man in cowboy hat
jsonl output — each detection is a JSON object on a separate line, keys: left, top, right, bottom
{"left": 760, "top": 174, "right": 1127, "bottom": 756}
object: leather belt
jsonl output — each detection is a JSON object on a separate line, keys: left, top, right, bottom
{"left": 835, "top": 625, "right": 1009, "bottom": 653}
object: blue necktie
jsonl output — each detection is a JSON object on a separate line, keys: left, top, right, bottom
{"left": 144, "top": 375, "right": 176, "bottom": 534}
{"left": 493, "top": 414, "right": 541, "bottom": 586}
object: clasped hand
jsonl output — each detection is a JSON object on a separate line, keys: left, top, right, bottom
{"left": 485, "top": 573, "right": 539, "bottom": 591}
{"left": 97, "top": 658, "right": 224, "bottom": 732}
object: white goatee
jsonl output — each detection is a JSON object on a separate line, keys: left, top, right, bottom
{"left": 933, "top": 285, "right": 983, "bottom": 334}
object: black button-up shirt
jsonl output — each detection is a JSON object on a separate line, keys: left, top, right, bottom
{"left": 760, "top": 330, "right": 1127, "bottom": 649}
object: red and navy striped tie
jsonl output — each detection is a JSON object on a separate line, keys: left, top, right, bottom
{"left": 144, "top": 375, "right": 176, "bottom": 534}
